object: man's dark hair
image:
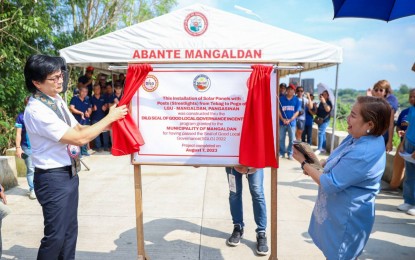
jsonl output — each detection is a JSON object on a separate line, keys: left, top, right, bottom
{"left": 24, "top": 54, "right": 64, "bottom": 93}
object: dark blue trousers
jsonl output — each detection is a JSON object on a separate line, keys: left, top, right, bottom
{"left": 34, "top": 168, "right": 79, "bottom": 260}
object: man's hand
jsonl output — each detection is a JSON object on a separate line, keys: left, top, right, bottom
{"left": 107, "top": 104, "right": 128, "bottom": 122}
{"left": 234, "top": 165, "right": 257, "bottom": 174}
{"left": 15, "top": 147, "right": 23, "bottom": 159}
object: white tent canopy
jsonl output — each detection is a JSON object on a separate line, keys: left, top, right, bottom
{"left": 59, "top": 4, "right": 342, "bottom": 76}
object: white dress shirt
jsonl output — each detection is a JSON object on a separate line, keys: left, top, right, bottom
{"left": 24, "top": 94, "right": 79, "bottom": 169}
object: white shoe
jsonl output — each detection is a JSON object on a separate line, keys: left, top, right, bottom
{"left": 29, "top": 190, "right": 36, "bottom": 200}
{"left": 314, "top": 150, "right": 321, "bottom": 155}
{"left": 407, "top": 207, "right": 415, "bottom": 216}
{"left": 397, "top": 203, "right": 413, "bottom": 211}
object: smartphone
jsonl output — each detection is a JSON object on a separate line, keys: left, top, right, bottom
{"left": 21, "top": 153, "right": 29, "bottom": 159}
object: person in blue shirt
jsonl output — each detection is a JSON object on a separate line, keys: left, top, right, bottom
{"left": 107, "top": 80, "right": 123, "bottom": 105}
{"left": 302, "top": 94, "right": 317, "bottom": 145}
{"left": 15, "top": 96, "right": 36, "bottom": 200}
{"left": 398, "top": 88, "right": 415, "bottom": 216}
{"left": 70, "top": 86, "right": 92, "bottom": 156}
{"left": 389, "top": 88, "right": 415, "bottom": 190}
{"left": 293, "top": 96, "right": 391, "bottom": 259}
{"left": 371, "top": 80, "right": 398, "bottom": 152}
{"left": 77, "top": 66, "right": 94, "bottom": 97}
{"left": 90, "top": 84, "right": 110, "bottom": 152}
{"left": 279, "top": 84, "right": 300, "bottom": 160}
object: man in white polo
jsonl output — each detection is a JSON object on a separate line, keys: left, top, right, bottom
{"left": 23, "top": 54, "right": 128, "bottom": 260}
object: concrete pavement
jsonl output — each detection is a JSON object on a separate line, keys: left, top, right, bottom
{"left": 2, "top": 151, "right": 415, "bottom": 259}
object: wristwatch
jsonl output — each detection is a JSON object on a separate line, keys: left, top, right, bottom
{"left": 301, "top": 160, "right": 308, "bottom": 170}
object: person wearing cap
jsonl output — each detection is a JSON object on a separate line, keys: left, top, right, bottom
{"left": 279, "top": 83, "right": 301, "bottom": 160}
{"left": 77, "top": 66, "right": 94, "bottom": 97}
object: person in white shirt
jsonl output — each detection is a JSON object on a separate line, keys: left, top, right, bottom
{"left": 23, "top": 54, "right": 128, "bottom": 260}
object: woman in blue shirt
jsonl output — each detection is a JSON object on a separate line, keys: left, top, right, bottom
{"left": 293, "top": 96, "right": 391, "bottom": 259}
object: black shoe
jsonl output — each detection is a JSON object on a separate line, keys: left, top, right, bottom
{"left": 226, "top": 224, "right": 244, "bottom": 246}
{"left": 256, "top": 231, "right": 269, "bottom": 256}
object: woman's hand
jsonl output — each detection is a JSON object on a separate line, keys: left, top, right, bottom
{"left": 386, "top": 141, "right": 393, "bottom": 153}
{"left": 412, "top": 152, "right": 415, "bottom": 160}
{"left": 320, "top": 159, "right": 327, "bottom": 167}
{"left": 292, "top": 147, "right": 306, "bottom": 164}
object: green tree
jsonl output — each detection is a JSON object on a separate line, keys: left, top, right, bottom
{"left": 0, "top": 0, "right": 57, "bottom": 154}
{"left": 398, "top": 84, "right": 409, "bottom": 95}
{"left": 0, "top": 0, "right": 177, "bottom": 154}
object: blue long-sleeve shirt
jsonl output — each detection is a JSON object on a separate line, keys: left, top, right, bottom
{"left": 309, "top": 134, "right": 385, "bottom": 260}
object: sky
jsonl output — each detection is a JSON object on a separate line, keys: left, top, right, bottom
{"left": 174, "top": 0, "right": 415, "bottom": 91}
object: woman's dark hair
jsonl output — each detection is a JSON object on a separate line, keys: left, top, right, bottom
{"left": 357, "top": 96, "right": 391, "bottom": 136}
{"left": 24, "top": 54, "right": 64, "bottom": 93}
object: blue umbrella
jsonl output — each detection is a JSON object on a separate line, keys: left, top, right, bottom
{"left": 332, "top": 0, "right": 415, "bottom": 21}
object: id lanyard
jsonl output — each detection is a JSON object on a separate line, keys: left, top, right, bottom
{"left": 33, "top": 91, "right": 81, "bottom": 176}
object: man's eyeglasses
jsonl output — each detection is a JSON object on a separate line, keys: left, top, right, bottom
{"left": 373, "top": 88, "right": 385, "bottom": 92}
{"left": 46, "top": 73, "right": 64, "bottom": 83}
{"left": 296, "top": 90, "right": 304, "bottom": 92}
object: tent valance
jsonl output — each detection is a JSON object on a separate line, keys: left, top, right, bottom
{"left": 59, "top": 4, "right": 342, "bottom": 76}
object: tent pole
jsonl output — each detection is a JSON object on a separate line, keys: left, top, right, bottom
{"left": 330, "top": 64, "right": 340, "bottom": 152}
{"left": 134, "top": 165, "right": 147, "bottom": 259}
{"left": 269, "top": 68, "right": 279, "bottom": 260}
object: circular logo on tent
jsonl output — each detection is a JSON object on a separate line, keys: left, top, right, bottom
{"left": 184, "top": 12, "right": 208, "bottom": 36}
{"left": 193, "top": 74, "right": 211, "bottom": 92}
{"left": 142, "top": 75, "right": 159, "bottom": 92}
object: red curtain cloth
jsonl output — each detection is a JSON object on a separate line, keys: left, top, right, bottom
{"left": 111, "top": 64, "right": 153, "bottom": 156}
{"left": 239, "top": 65, "right": 278, "bottom": 168}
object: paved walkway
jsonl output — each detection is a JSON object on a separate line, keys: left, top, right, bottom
{"left": 2, "top": 151, "right": 415, "bottom": 259}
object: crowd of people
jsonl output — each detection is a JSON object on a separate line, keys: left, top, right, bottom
{"left": 288, "top": 79, "right": 415, "bottom": 259}
{"left": 4, "top": 56, "right": 415, "bottom": 260}
{"left": 278, "top": 82, "right": 332, "bottom": 159}
{"left": 69, "top": 66, "right": 125, "bottom": 156}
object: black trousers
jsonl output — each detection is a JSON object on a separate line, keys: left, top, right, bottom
{"left": 34, "top": 167, "right": 79, "bottom": 260}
